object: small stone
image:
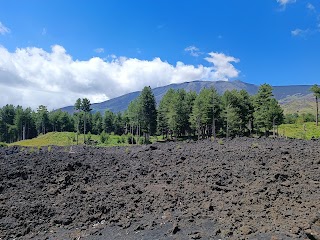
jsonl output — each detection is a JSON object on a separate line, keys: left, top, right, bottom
{"left": 172, "top": 223, "right": 180, "bottom": 234}
{"left": 305, "top": 228, "right": 320, "bottom": 240}
{"left": 239, "top": 225, "right": 252, "bottom": 235}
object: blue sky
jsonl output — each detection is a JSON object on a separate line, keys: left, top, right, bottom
{"left": 0, "top": 0, "right": 320, "bottom": 109}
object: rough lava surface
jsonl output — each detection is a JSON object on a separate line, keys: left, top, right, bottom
{"left": 0, "top": 138, "right": 319, "bottom": 240}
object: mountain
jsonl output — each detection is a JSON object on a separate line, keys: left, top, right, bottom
{"left": 59, "top": 80, "right": 314, "bottom": 114}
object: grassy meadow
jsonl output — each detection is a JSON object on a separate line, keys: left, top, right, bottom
{"left": 9, "top": 132, "right": 130, "bottom": 147}
{"left": 278, "top": 122, "right": 320, "bottom": 140}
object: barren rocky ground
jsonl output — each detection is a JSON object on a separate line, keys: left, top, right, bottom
{"left": 0, "top": 138, "right": 319, "bottom": 240}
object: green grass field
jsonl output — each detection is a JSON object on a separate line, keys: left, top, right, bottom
{"left": 10, "top": 132, "right": 131, "bottom": 147}
{"left": 9, "top": 122, "right": 320, "bottom": 147}
{"left": 278, "top": 122, "right": 320, "bottom": 140}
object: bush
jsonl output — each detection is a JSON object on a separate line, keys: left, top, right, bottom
{"left": 127, "top": 134, "right": 136, "bottom": 144}
{"left": 0, "top": 142, "right": 8, "bottom": 147}
{"left": 100, "top": 131, "right": 109, "bottom": 143}
{"left": 117, "top": 135, "right": 126, "bottom": 144}
{"left": 87, "top": 132, "right": 92, "bottom": 141}
{"left": 139, "top": 137, "right": 151, "bottom": 145}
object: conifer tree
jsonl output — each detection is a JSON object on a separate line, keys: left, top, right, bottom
{"left": 139, "top": 86, "right": 157, "bottom": 142}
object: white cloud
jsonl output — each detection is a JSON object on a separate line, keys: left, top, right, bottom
{"left": 94, "top": 48, "right": 104, "bottom": 53}
{"left": 0, "top": 22, "right": 10, "bottom": 35}
{"left": 291, "top": 28, "right": 309, "bottom": 37}
{"left": 277, "top": 0, "right": 296, "bottom": 7}
{"left": 307, "top": 3, "right": 316, "bottom": 11}
{"left": 0, "top": 45, "right": 240, "bottom": 110}
{"left": 205, "top": 52, "right": 240, "bottom": 81}
{"left": 185, "top": 45, "right": 202, "bottom": 57}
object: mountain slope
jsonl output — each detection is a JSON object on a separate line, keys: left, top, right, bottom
{"left": 59, "top": 80, "right": 314, "bottom": 114}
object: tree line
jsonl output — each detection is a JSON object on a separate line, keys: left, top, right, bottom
{"left": 0, "top": 84, "right": 286, "bottom": 143}
{"left": 125, "top": 84, "right": 284, "bottom": 141}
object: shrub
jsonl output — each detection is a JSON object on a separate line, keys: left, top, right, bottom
{"left": 87, "top": 132, "right": 92, "bottom": 141}
{"left": 120, "top": 134, "right": 126, "bottom": 143}
{"left": 100, "top": 131, "right": 109, "bottom": 143}
{"left": 116, "top": 135, "right": 125, "bottom": 144}
{"left": 72, "top": 133, "right": 76, "bottom": 142}
{"left": 127, "top": 134, "right": 136, "bottom": 144}
{"left": 0, "top": 142, "right": 8, "bottom": 148}
{"left": 139, "top": 137, "right": 151, "bottom": 145}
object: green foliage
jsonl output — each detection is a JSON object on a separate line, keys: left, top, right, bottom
{"left": 127, "top": 133, "right": 136, "bottom": 144}
{"left": 190, "top": 88, "right": 221, "bottom": 138}
{"left": 0, "top": 104, "right": 37, "bottom": 143}
{"left": 310, "top": 84, "right": 320, "bottom": 125}
{"left": 103, "top": 110, "right": 115, "bottom": 133}
{"left": 92, "top": 112, "right": 103, "bottom": 134}
{"left": 10, "top": 132, "right": 96, "bottom": 147}
{"left": 87, "top": 131, "right": 92, "bottom": 141}
{"left": 158, "top": 88, "right": 196, "bottom": 138}
{"left": 137, "top": 136, "right": 151, "bottom": 145}
{"left": 139, "top": 86, "right": 157, "bottom": 137}
{"left": 74, "top": 98, "right": 92, "bottom": 143}
{"left": 36, "top": 105, "right": 49, "bottom": 135}
{"left": 310, "top": 84, "right": 320, "bottom": 97}
{"left": 0, "top": 142, "right": 8, "bottom": 147}
{"left": 253, "top": 84, "right": 284, "bottom": 135}
{"left": 49, "top": 110, "right": 74, "bottom": 132}
{"left": 278, "top": 122, "right": 320, "bottom": 139}
{"left": 221, "top": 89, "right": 254, "bottom": 137}
{"left": 2, "top": 83, "right": 291, "bottom": 144}
{"left": 100, "top": 130, "right": 109, "bottom": 143}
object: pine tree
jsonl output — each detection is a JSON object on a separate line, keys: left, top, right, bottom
{"left": 74, "top": 98, "right": 91, "bottom": 144}
{"left": 190, "top": 88, "right": 219, "bottom": 139}
{"left": 92, "top": 112, "right": 103, "bottom": 134}
{"left": 310, "top": 84, "right": 320, "bottom": 126}
{"left": 74, "top": 98, "right": 82, "bottom": 144}
{"left": 157, "top": 89, "right": 175, "bottom": 139}
{"left": 81, "top": 98, "right": 92, "bottom": 143}
{"left": 139, "top": 86, "right": 157, "bottom": 142}
{"left": 253, "top": 84, "right": 283, "bottom": 135}
{"left": 36, "top": 105, "right": 49, "bottom": 135}
{"left": 127, "top": 99, "right": 142, "bottom": 143}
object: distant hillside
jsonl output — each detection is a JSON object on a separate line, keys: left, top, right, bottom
{"left": 60, "top": 80, "right": 314, "bottom": 114}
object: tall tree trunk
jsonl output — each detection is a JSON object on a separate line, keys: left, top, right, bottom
{"left": 23, "top": 125, "right": 26, "bottom": 140}
{"left": 136, "top": 124, "right": 139, "bottom": 144}
{"left": 212, "top": 94, "right": 216, "bottom": 141}
{"left": 226, "top": 119, "right": 229, "bottom": 139}
{"left": 84, "top": 112, "right": 86, "bottom": 143}
{"left": 77, "top": 114, "right": 79, "bottom": 145}
{"left": 316, "top": 96, "right": 319, "bottom": 126}
{"left": 273, "top": 117, "right": 276, "bottom": 138}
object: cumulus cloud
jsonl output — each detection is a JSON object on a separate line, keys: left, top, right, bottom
{"left": 185, "top": 45, "right": 202, "bottom": 57}
{"left": 0, "top": 45, "right": 240, "bottom": 110}
{"left": 0, "top": 22, "right": 10, "bottom": 35}
{"left": 205, "top": 52, "right": 240, "bottom": 81}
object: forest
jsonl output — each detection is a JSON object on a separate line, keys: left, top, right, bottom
{"left": 0, "top": 84, "right": 287, "bottom": 144}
